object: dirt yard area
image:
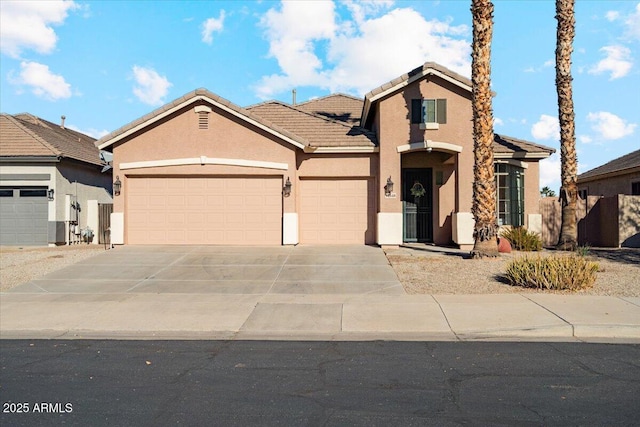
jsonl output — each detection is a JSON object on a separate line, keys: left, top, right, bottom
{"left": 0, "top": 245, "right": 105, "bottom": 291}
{"left": 385, "top": 246, "right": 640, "bottom": 297}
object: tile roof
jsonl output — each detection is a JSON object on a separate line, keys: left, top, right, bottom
{"left": 295, "top": 93, "right": 364, "bottom": 125}
{"left": 246, "top": 101, "right": 376, "bottom": 148}
{"left": 96, "top": 88, "right": 308, "bottom": 150}
{"left": 578, "top": 149, "right": 640, "bottom": 181}
{"left": 0, "top": 113, "right": 103, "bottom": 166}
{"left": 493, "top": 134, "right": 556, "bottom": 155}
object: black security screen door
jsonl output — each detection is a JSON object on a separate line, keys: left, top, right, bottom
{"left": 403, "top": 168, "right": 433, "bottom": 242}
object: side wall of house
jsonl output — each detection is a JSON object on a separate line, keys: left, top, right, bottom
{"left": 578, "top": 171, "right": 640, "bottom": 197}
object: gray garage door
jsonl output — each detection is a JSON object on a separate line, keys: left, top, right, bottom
{"left": 0, "top": 187, "right": 48, "bottom": 245}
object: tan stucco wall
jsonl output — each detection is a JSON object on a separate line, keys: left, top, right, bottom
{"left": 578, "top": 171, "right": 640, "bottom": 197}
{"left": 111, "top": 103, "right": 298, "bottom": 216}
{"left": 376, "top": 75, "right": 474, "bottom": 215}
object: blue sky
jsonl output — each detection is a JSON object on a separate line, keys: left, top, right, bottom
{"left": 1, "top": 0, "right": 638, "bottom": 192}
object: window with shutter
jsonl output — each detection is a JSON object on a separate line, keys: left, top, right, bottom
{"left": 411, "top": 98, "right": 447, "bottom": 128}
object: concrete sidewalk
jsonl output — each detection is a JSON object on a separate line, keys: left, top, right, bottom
{"left": 1, "top": 245, "right": 639, "bottom": 342}
{"left": 2, "top": 292, "right": 639, "bottom": 342}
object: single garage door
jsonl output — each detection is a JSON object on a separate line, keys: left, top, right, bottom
{"left": 0, "top": 187, "right": 48, "bottom": 245}
{"left": 127, "top": 177, "right": 282, "bottom": 245}
{"left": 299, "top": 178, "right": 376, "bottom": 244}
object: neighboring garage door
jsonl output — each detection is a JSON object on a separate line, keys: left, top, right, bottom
{"left": 0, "top": 187, "right": 48, "bottom": 245}
{"left": 126, "top": 177, "right": 282, "bottom": 245}
{"left": 299, "top": 178, "right": 376, "bottom": 244}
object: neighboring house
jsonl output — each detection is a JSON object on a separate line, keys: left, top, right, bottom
{"left": 0, "top": 113, "right": 113, "bottom": 245}
{"left": 97, "top": 62, "right": 554, "bottom": 248}
{"left": 577, "top": 149, "right": 640, "bottom": 198}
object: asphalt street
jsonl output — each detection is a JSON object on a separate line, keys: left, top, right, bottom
{"left": 1, "top": 340, "right": 639, "bottom": 426}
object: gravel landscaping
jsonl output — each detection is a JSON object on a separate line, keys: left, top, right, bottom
{"left": 0, "top": 245, "right": 105, "bottom": 291}
{"left": 385, "top": 245, "right": 640, "bottom": 297}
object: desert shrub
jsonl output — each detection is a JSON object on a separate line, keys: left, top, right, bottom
{"left": 500, "top": 227, "right": 542, "bottom": 251}
{"left": 575, "top": 244, "right": 591, "bottom": 257}
{"left": 504, "top": 255, "right": 599, "bottom": 291}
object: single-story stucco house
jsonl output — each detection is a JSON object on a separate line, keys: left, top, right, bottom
{"left": 0, "top": 113, "right": 113, "bottom": 245}
{"left": 577, "top": 149, "right": 640, "bottom": 198}
{"left": 96, "top": 62, "right": 554, "bottom": 248}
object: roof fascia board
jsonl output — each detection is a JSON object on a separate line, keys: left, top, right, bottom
{"left": 303, "top": 146, "right": 379, "bottom": 154}
{"left": 98, "top": 95, "right": 306, "bottom": 151}
{"left": 0, "top": 156, "right": 60, "bottom": 163}
{"left": 494, "top": 152, "right": 551, "bottom": 160}
{"left": 578, "top": 166, "right": 640, "bottom": 183}
{"left": 119, "top": 156, "right": 288, "bottom": 171}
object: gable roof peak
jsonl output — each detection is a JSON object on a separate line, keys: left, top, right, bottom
{"left": 361, "top": 61, "right": 473, "bottom": 127}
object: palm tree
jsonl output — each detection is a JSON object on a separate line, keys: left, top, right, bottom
{"left": 540, "top": 186, "right": 556, "bottom": 197}
{"left": 555, "top": 0, "right": 578, "bottom": 250}
{"left": 471, "top": 0, "right": 498, "bottom": 258}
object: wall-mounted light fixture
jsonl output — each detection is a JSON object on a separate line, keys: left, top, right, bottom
{"left": 384, "top": 176, "right": 394, "bottom": 196}
{"left": 113, "top": 175, "right": 122, "bottom": 196}
{"left": 283, "top": 177, "right": 292, "bottom": 197}
{"left": 47, "top": 188, "right": 54, "bottom": 201}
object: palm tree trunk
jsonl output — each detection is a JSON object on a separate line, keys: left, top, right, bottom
{"left": 556, "top": 0, "right": 578, "bottom": 250}
{"left": 471, "top": 0, "right": 499, "bottom": 258}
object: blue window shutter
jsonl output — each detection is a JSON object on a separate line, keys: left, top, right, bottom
{"left": 411, "top": 99, "right": 422, "bottom": 124}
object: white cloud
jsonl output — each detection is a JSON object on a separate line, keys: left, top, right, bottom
{"left": 531, "top": 114, "right": 560, "bottom": 141}
{"left": 132, "top": 65, "right": 172, "bottom": 106}
{"left": 255, "top": 2, "right": 470, "bottom": 99}
{"left": 9, "top": 61, "right": 71, "bottom": 100}
{"left": 605, "top": 10, "right": 620, "bottom": 22}
{"left": 624, "top": 3, "right": 640, "bottom": 41}
{"left": 0, "top": 0, "right": 78, "bottom": 57}
{"left": 494, "top": 117, "right": 504, "bottom": 126}
{"left": 539, "top": 153, "right": 561, "bottom": 189}
{"left": 587, "top": 111, "right": 637, "bottom": 140}
{"left": 67, "top": 125, "right": 109, "bottom": 139}
{"left": 201, "top": 10, "right": 225, "bottom": 44}
{"left": 578, "top": 135, "right": 593, "bottom": 144}
{"left": 589, "top": 45, "right": 633, "bottom": 80}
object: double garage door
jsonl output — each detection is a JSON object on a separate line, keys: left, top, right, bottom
{"left": 127, "top": 177, "right": 282, "bottom": 245}
{"left": 126, "top": 177, "right": 375, "bottom": 245}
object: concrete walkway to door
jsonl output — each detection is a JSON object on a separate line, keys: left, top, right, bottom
{"left": 1, "top": 245, "right": 639, "bottom": 342}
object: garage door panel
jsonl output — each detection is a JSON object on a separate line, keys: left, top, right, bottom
{"left": 0, "top": 189, "right": 48, "bottom": 246}
{"left": 299, "top": 178, "right": 375, "bottom": 245}
{"left": 127, "top": 177, "right": 282, "bottom": 245}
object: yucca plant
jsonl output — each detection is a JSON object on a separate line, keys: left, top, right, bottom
{"left": 500, "top": 227, "right": 542, "bottom": 251}
{"left": 504, "top": 255, "right": 599, "bottom": 291}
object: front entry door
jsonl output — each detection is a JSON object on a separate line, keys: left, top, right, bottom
{"left": 403, "top": 168, "right": 433, "bottom": 242}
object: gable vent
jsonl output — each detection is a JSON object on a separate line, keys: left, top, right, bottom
{"left": 198, "top": 111, "right": 209, "bottom": 130}
{"left": 194, "top": 105, "right": 212, "bottom": 130}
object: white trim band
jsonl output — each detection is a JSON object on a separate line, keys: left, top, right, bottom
{"left": 397, "top": 140, "right": 463, "bottom": 154}
{"left": 120, "top": 157, "right": 289, "bottom": 171}
{"left": 303, "top": 146, "right": 378, "bottom": 154}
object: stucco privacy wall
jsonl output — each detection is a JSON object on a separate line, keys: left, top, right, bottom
{"left": 110, "top": 103, "right": 297, "bottom": 214}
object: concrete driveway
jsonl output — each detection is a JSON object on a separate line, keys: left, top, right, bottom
{"left": 9, "top": 245, "right": 404, "bottom": 296}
